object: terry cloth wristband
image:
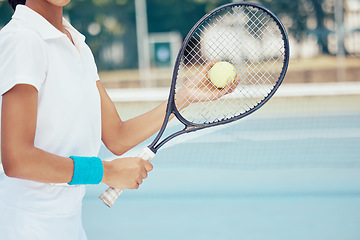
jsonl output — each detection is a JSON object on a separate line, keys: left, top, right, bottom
{"left": 68, "top": 156, "right": 103, "bottom": 185}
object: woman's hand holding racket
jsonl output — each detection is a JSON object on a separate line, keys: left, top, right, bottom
{"left": 101, "top": 157, "right": 153, "bottom": 190}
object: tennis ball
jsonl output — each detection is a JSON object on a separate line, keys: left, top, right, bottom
{"left": 208, "top": 61, "right": 237, "bottom": 88}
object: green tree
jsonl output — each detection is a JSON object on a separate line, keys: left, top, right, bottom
{"left": 259, "top": 0, "right": 334, "bottom": 54}
{"left": 146, "top": 0, "right": 229, "bottom": 37}
{"left": 64, "top": 0, "right": 137, "bottom": 69}
{"left": 0, "top": 1, "right": 14, "bottom": 27}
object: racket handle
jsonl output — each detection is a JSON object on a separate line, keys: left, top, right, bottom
{"left": 99, "top": 147, "right": 155, "bottom": 207}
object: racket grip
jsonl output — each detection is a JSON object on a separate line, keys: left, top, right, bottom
{"left": 99, "top": 147, "right": 155, "bottom": 207}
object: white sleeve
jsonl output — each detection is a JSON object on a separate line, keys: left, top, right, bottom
{"left": 0, "top": 30, "right": 48, "bottom": 95}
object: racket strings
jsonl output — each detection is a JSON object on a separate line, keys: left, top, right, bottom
{"left": 175, "top": 5, "right": 286, "bottom": 125}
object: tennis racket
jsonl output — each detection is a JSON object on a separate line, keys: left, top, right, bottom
{"left": 99, "top": 2, "right": 289, "bottom": 207}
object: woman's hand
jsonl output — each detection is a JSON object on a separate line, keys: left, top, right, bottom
{"left": 102, "top": 157, "right": 153, "bottom": 189}
{"left": 175, "top": 61, "right": 240, "bottom": 110}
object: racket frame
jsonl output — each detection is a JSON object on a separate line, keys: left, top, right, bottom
{"left": 148, "top": 2, "right": 290, "bottom": 153}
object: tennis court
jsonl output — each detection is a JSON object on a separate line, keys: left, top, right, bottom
{"left": 82, "top": 82, "right": 360, "bottom": 240}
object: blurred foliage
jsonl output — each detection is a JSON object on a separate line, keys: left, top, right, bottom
{"left": 0, "top": 1, "right": 13, "bottom": 22}
{"left": 64, "top": 0, "right": 137, "bottom": 69}
{"left": 259, "top": 0, "right": 334, "bottom": 54}
{"left": 146, "top": 0, "right": 229, "bottom": 35}
{"left": 0, "top": 0, "right": 354, "bottom": 70}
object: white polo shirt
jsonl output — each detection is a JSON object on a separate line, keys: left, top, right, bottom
{"left": 0, "top": 5, "right": 102, "bottom": 240}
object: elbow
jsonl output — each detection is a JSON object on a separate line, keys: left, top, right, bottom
{"left": 103, "top": 140, "right": 131, "bottom": 156}
{"left": 1, "top": 141, "right": 38, "bottom": 179}
{"left": 2, "top": 159, "right": 20, "bottom": 178}
{"left": 1, "top": 153, "right": 28, "bottom": 179}
{"left": 106, "top": 144, "right": 129, "bottom": 157}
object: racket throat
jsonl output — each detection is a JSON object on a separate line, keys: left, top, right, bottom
{"left": 184, "top": 125, "right": 201, "bottom": 132}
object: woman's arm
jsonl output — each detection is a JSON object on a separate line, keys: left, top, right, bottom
{"left": 97, "top": 81, "right": 168, "bottom": 156}
{"left": 1, "top": 84, "right": 74, "bottom": 183}
{"left": 1, "top": 84, "right": 151, "bottom": 189}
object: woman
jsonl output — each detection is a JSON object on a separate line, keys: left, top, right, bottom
{"left": 0, "top": 0, "right": 236, "bottom": 239}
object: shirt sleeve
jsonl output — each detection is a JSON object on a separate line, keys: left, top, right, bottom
{"left": 0, "top": 30, "right": 48, "bottom": 95}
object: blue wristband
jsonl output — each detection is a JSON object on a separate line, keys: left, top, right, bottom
{"left": 68, "top": 156, "right": 103, "bottom": 185}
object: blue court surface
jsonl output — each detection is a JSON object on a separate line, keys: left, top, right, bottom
{"left": 82, "top": 91, "right": 360, "bottom": 240}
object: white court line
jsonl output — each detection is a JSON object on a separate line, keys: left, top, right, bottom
{"left": 106, "top": 82, "right": 360, "bottom": 102}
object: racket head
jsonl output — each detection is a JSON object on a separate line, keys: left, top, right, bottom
{"left": 174, "top": 3, "right": 288, "bottom": 122}
{"left": 150, "top": 2, "right": 289, "bottom": 151}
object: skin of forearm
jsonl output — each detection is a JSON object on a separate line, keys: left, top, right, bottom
{"left": 106, "top": 101, "right": 169, "bottom": 155}
{"left": 2, "top": 145, "right": 74, "bottom": 183}
{"left": 103, "top": 88, "right": 190, "bottom": 156}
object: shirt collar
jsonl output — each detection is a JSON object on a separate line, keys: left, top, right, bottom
{"left": 12, "top": 5, "right": 85, "bottom": 43}
{"left": 62, "top": 17, "right": 86, "bottom": 47}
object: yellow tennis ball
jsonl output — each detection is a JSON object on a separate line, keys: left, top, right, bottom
{"left": 208, "top": 61, "right": 237, "bottom": 88}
